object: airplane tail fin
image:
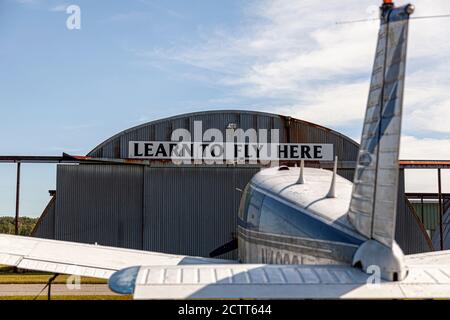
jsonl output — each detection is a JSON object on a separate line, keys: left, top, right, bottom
{"left": 348, "top": 3, "right": 414, "bottom": 248}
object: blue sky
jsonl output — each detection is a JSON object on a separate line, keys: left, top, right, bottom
{"left": 1, "top": 0, "right": 450, "bottom": 217}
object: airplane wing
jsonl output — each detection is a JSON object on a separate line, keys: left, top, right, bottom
{"left": 110, "top": 251, "right": 450, "bottom": 299}
{"left": 405, "top": 250, "right": 450, "bottom": 265}
{"left": 0, "top": 234, "right": 233, "bottom": 279}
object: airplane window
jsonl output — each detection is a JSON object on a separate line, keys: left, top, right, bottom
{"left": 258, "top": 195, "right": 363, "bottom": 244}
{"left": 238, "top": 184, "right": 251, "bottom": 221}
{"left": 246, "top": 187, "right": 265, "bottom": 230}
{"left": 259, "top": 196, "right": 312, "bottom": 237}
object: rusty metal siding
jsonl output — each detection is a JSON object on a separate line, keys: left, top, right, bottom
{"left": 87, "top": 110, "right": 357, "bottom": 162}
{"left": 412, "top": 202, "right": 439, "bottom": 235}
{"left": 36, "top": 164, "right": 433, "bottom": 256}
{"left": 54, "top": 164, "right": 144, "bottom": 249}
{"left": 142, "top": 167, "right": 259, "bottom": 259}
{"left": 288, "top": 119, "right": 358, "bottom": 162}
{"left": 31, "top": 196, "right": 56, "bottom": 239}
{"left": 395, "top": 170, "right": 433, "bottom": 254}
{"left": 33, "top": 110, "right": 432, "bottom": 256}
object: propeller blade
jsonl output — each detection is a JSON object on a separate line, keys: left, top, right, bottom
{"left": 209, "top": 238, "right": 238, "bottom": 257}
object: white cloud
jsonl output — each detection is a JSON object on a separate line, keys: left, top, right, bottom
{"left": 403, "top": 67, "right": 450, "bottom": 134}
{"left": 400, "top": 135, "right": 450, "bottom": 160}
{"left": 405, "top": 169, "right": 450, "bottom": 193}
{"left": 276, "top": 82, "right": 368, "bottom": 126}
{"left": 135, "top": 0, "right": 450, "bottom": 194}
{"left": 400, "top": 135, "right": 450, "bottom": 193}
{"left": 142, "top": 0, "right": 450, "bottom": 135}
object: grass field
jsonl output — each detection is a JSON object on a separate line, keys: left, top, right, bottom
{"left": 0, "top": 274, "right": 107, "bottom": 284}
{"left": 0, "top": 265, "right": 121, "bottom": 300}
{"left": 0, "top": 265, "right": 107, "bottom": 284}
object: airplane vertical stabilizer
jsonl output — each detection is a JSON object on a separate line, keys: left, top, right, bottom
{"left": 348, "top": 3, "right": 414, "bottom": 248}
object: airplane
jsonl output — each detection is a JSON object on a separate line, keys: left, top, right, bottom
{"left": 2, "top": 0, "right": 450, "bottom": 299}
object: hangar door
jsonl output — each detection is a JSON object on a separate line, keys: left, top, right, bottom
{"left": 50, "top": 164, "right": 258, "bottom": 259}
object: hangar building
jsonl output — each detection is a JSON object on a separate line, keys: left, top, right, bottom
{"left": 32, "top": 110, "right": 433, "bottom": 258}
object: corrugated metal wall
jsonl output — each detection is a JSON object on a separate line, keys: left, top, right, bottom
{"left": 87, "top": 110, "right": 358, "bottom": 161}
{"left": 51, "top": 164, "right": 258, "bottom": 258}
{"left": 411, "top": 199, "right": 450, "bottom": 239}
{"left": 411, "top": 202, "right": 440, "bottom": 236}
{"left": 143, "top": 167, "right": 258, "bottom": 258}
{"left": 395, "top": 170, "right": 434, "bottom": 254}
{"left": 431, "top": 201, "right": 450, "bottom": 250}
{"left": 288, "top": 120, "right": 358, "bottom": 162}
{"left": 32, "top": 110, "right": 433, "bottom": 257}
{"left": 54, "top": 165, "right": 144, "bottom": 249}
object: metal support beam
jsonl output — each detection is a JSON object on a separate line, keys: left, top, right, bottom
{"left": 14, "top": 162, "right": 21, "bottom": 236}
{"left": 399, "top": 160, "right": 450, "bottom": 169}
{"left": 406, "top": 192, "right": 450, "bottom": 199}
{"left": 420, "top": 195, "right": 424, "bottom": 223}
{"left": 438, "top": 168, "right": 444, "bottom": 251}
{"left": 47, "top": 274, "right": 58, "bottom": 300}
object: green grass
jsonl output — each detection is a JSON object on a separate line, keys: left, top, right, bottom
{"left": 0, "top": 265, "right": 12, "bottom": 272}
{"left": 0, "top": 295, "right": 132, "bottom": 300}
{"left": 0, "top": 274, "right": 107, "bottom": 284}
{"left": 0, "top": 265, "right": 125, "bottom": 300}
{"left": 0, "top": 265, "right": 107, "bottom": 284}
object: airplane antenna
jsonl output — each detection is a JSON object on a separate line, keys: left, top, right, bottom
{"left": 326, "top": 156, "right": 338, "bottom": 198}
{"left": 296, "top": 159, "right": 305, "bottom": 184}
{"left": 337, "top": 14, "right": 450, "bottom": 25}
{"left": 337, "top": 1, "right": 450, "bottom": 25}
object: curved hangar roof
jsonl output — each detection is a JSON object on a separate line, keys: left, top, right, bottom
{"left": 87, "top": 110, "right": 359, "bottom": 162}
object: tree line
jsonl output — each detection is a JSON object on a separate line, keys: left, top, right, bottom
{"left": 0, "top": 216, "right": 38, "bottom": 236}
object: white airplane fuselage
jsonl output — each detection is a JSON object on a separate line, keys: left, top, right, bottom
{"left": 237, "top": 166, "right": 368, "bottom": 265}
